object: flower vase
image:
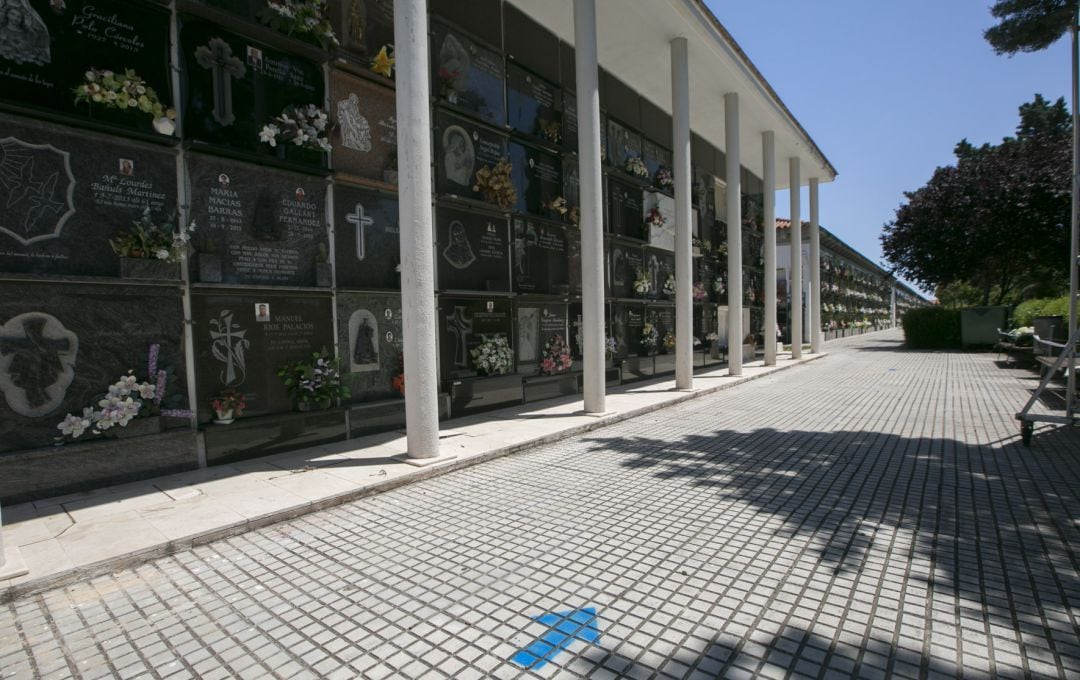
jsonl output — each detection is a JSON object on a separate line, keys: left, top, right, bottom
{"left": 213, "top": 409, "right": 234, "bottom": 425}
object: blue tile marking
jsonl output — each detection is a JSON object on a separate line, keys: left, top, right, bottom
{"left": 509, "top": 607, "right": 601, "bottom": 671}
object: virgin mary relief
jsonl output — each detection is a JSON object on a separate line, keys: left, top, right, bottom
{"left": 0, "top": 0, "right": 51, "bottom": 66}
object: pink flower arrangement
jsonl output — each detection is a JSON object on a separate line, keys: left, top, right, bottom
{"left": 540, "top": 334, "right": 573, "bottom": 375}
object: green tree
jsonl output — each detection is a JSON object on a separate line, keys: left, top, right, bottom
{"left": 881, "top": 96, "right": 1071, "bottom": 305}
{"left": 985, "top": 0, "right": 1075, "bottom": 54}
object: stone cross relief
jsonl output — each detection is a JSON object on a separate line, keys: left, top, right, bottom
{"left": 195, "top": 38, "right": 247, "bottom": 126}
{"left": 347, "top": 203, "right": 374, "bottom": 261}
{"left": 446, "top": 306, "right": 473, "bottom": 368}
{"left": 0, "top": 313, "right": 78, "bottom": 418}
{"left": 209, "top": 310, "right": 249, "bottom": 386}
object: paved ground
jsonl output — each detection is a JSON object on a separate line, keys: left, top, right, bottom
{"left": 2, "top": 330, "right": 1079, "bottom": 679}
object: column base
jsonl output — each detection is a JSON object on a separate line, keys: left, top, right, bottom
{"left": 398, "top": 453, "right": 459, "bottom": 468}
{"left": 0, "top": 544, "right": 28, "bottom": 582}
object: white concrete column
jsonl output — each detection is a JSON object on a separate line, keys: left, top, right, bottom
{"left": 0, "top": 504, "right": 29, "bottom": 581}
{"left": 574, "top": 0, "right": 606, "bottom": 413}
{"left": 394, "top": 0, "right": 441, "bottom": 460}
{"left": 809, "top": 177, "right": 822, "bottom": 354}
{"left": 891, "top": 284, "right": 898, "bottom": 327}
{"left": 725, "top": 93, "right": 743, "bottom": 376}
{"left": 762, "top": 132, "right": 777, "bottom": 366}
{"left": 671, "top": 38, "right": 693, "bottom": 390}
{"left": 789, "top": 157, "right": 802, "bottom": 359}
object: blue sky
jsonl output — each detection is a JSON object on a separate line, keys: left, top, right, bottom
{"left": 708, "top": 1, "right": 1071, "bottom": 295}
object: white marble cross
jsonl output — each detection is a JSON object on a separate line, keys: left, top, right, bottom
{"left": 347, "top": 203, "right": 374, "bottom": 261}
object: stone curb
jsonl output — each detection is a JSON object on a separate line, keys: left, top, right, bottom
{"left": 1, "top": 353, "right": 825, "bottom": 604}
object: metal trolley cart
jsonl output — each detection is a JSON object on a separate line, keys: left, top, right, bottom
{"left": 1017, "top": 327, "right": 1080, "bottom": 446}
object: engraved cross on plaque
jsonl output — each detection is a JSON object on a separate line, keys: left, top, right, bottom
{"left": 195, "top": 38, "right": 247, "bottom": 127}
{"left": 446, "top": 306, "right": 473, "bottom": 368}
{"left": 0, "top": 317, "right": 72, "bottom": 410}
{"left": 347, "top": 203, "right": 374, "bottom": 261}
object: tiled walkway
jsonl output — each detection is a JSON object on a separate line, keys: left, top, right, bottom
{"left": 2, "top": 331, "right": 1079, "bottom": 679}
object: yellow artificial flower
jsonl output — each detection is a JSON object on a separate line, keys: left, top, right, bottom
{"left": 371, "top": 45, "right": 395, "bottom": 78}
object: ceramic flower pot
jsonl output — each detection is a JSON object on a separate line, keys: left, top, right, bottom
{"left": 213, "top": 409, "right": 234, "bottom": 425}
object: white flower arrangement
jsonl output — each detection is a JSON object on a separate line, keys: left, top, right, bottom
{"left": 655, "top": 165, "right": 673, "bottom": 188}
{"left": 624, "top": 156, "right": 649, "bottom": 179}
{"left": 263, "top": 0, "right": 339, "bottom": 47}
{"left": 471, "top": 335, "right": 514, "bottom": 376}
{"left": 74, "top": 68, "right": 176, "bottom": 135}
{"left": 259, "top": 104, "right": 332, "bottom": 152}
{"left": 712, "top": 275, "right": 726, "bottom": 295}
{"left": 662, "top": 274, "right": 676, "bottom": 297}
{"left": 56, "top": 373, "right": 155, "bottom": 439}
{"left": 640, "top": 322, "right": 659, "bottom": 354}
{"left": 633, "top": 268, "right": 651, "bottom": 297}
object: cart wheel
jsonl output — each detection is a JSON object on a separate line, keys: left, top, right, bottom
{"left": 1021, "top": 421, "right": 1034, "bottom": 447}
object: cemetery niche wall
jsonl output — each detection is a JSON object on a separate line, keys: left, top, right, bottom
{"left": 0, "top": 0, "right": 782, "bottom": 500}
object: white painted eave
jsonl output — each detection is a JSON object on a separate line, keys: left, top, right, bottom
{"left": 505, "top": 0, "right": 837, "bottom": 190}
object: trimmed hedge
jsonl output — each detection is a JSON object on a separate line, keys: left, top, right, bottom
{"left": 1013, "top": 296, "right": 1070, "bottom": 327}
{"left": 902, "top": 308, "right": 962, "bottom": 349}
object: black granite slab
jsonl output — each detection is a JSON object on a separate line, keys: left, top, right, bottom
{"left": 607, "top": 178, "right": 643, "bottom": 240}
{"left": 431, "top": 21, "right": 505, "bottom": 127}
{"left": 515, "top": 303, "right": 567, "bottom": 375}
{"left": 329, "top": 0, "right": 394, "bottom": 62}
{"left": 607, "top": 241, "right": 643, "bottom": 300}
{"left": 0, "top": 0, "right": 174, "bottom": 140}
{"left": 436, "top": 206, "right": 509, "bottom": 292}
{"left": 512, "top": 216, "right": 567, "bottom": 295}
{"left": 179, "top": 16, "right": 327, "bottom": 170}
{"left": 508, "top": 141, "right": 561, "bottom": 218}
{"left": 437, "top": 296, "right": 512, "bottom": 380}
{"left": 433, "top": 109, "right": 507, "bottom": 200}
{"left": 336, "top": 291, "right": 403, "bottom": 402}
{"left": 191, "top": 293, "right": 334, "bottom": 419}
{"left": 0, "top": 282, "right": 186, "bottom": 453}
{"left": 333, "top": 184, "right": 399, "bottom": 290}
{"left": 186, "top": 154, "right": 329, "bottom": 287}
{"left": 506, "top": 62, "right": 561, "bottom": 144}
{"left": 607, "top": 118, "right": 642, "bottom": 168}
{"left": 0, "top": 115, "right": 178, "bottom": 277}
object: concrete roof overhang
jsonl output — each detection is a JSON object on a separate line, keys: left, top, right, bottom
{"left": 505, "top": 0, "right": 837, "bottom": 190}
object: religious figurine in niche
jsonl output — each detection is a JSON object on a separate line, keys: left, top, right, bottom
{"left": 337, "top": 93, "right": 373, "bottom": 153}
{"left": 442, "top": 220, "right": 477, "bottom": 270}
{"left": 611, "top": 249, "right": 626, "bottom": 288}
{"left": 0, "top": 0, "right": 51, "bottom": 66}
{"left": 195, "top": 38, "right": 247, "bottom": 127}
{"left": 0, "top": 312, "right": 78, "bottom": 418}
{"left": 349, "top": 310, "right": 379, "bottom": 373}
{"left": 441, "top": 126, "right": 475, "bottom": 188}
{"left": 348, "top": 0, "right": 365, "bottom": 44}
{"left": 647, "top": 254, "right": 660, "bottom": 296}
{"left": 517, "top": 308, "right": 539, "bottom": 363}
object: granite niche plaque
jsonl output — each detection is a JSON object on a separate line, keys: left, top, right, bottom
{"left": 329, "top": 71, "right": 397, "bottom": 183}
{"left": 337, "top": 292, "right": 403, "bottom": 402}
{"left": 563, "top": 93, "right": 578, "bottom": 151}
{"left": 334, "top": 185, "right": 399, "bottom": 290}
{"left": 506, "top": 63, "right": 561, "bottom": 144}
{"left": 610, "top": 303, "right": 645, "bottom": 358}
{"left": 179, "top": 17, "right": 326, "bottom": 169}
{"left": 431, "top": 22, "right": 505, "bottom": 126}
{"left": 508, "top": 141, "right": 561, "bottom": 217}
{"left": 0, "top": 282, "right": 186, "bottom": 453}
{"left": 0, "top": 116, "right": 177, "bottom": 278}
{"left": 192, "top": 293, "right": 334, "bottom": 418}
{"left": 608, "top": 242, "right": 643, "bottom": 299}
{"left": 512, "top": 217, "right": 567, "bottom": 295}
{"left": 0, "top": 0, "right": 174, "bottom": 139}
{"left": 642, "top": 139, "right": 672, "bottom": 182}
{"left": 642, "top": 248, "right": 675, "bottom": 300}
{"left": 607, "top": 178, "right": 644, "bottom": 240}
{"left": 187, "top": 155, "right": 329, "bottom": 287}
{"left": 436, "top": 206, "right": 508, "bottom": 292}
{"left": 330, "top": 0, "right": 394, "bottom": 62}
{"left": 516, "top": 304, "right": 568, "bottom": 374}
{"left": 608, "top": 118, "right": 642, "bottom": 168}
{"left": 434, "top": 110, "right": 507, "bottom": 200}
{"left": 438, "top": 297, "right": 513, "bottom": 380}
